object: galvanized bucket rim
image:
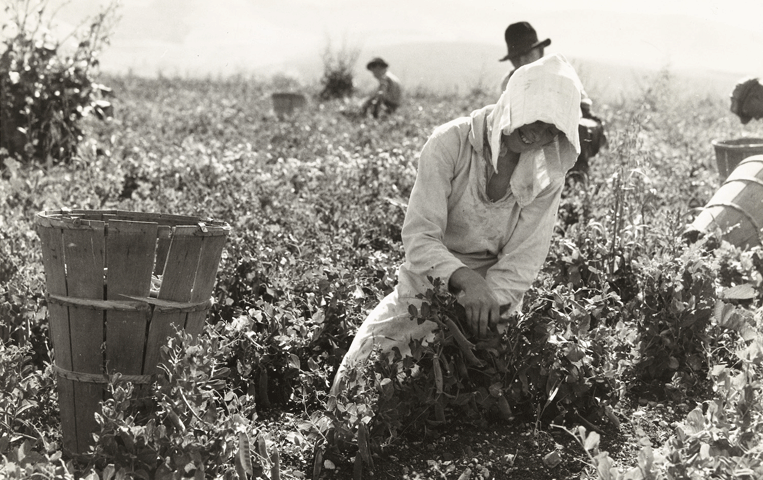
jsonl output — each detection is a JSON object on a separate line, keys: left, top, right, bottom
{"left": 711, "top": 137, "right": 763, "bottom": 149}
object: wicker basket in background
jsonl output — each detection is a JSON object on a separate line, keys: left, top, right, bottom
{"left": 271, "top": 92, "right": 307, "bottom": 119}
{"left": 686, "top": 155, "right": 763, "bottom": 250}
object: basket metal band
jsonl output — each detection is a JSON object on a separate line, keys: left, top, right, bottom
{"left": 35, "top": 209, "right": 231, "bottom": 237}
{"left": 47, "top": 294, "right": 212, "bottom": 313}
{"left": 47, "top": 294, "right": 149, "bottom": 312}
{"left": 53, "top": 364, "right": 155, "bottom": 385}
{"left": 35, "top": 220, "right": 228, "bottom": 238}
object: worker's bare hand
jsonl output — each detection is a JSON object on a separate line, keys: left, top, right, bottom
{"left": 450, "top": 268, "right": 500, "bottom": 338}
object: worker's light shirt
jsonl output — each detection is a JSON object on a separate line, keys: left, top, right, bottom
{"left": 378, "top": 71, "right": 402, "bottom": 105}
{"left": 397, "top": 105, "right": 563, "bottom": 311}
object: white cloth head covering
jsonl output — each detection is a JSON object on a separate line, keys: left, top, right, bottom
{"left": 487, "top": 53, "right": 583, "bottom": 207}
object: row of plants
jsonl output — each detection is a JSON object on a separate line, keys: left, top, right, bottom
{"left": 2, "top": 76, "right": 762, "bottom": 479}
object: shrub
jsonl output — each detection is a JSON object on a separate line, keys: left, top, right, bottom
{"left": 635, "top": 247, "right": 718, "bottom": 385}
{"left": 318, "top": 39, "right": 359, "bottom": 100}
{"left": 0, "top": 0, "right": 118, "bottom": 167}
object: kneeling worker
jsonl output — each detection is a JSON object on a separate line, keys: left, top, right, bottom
{"left": 361, "top": 57, "right": 403, "bottom": 118}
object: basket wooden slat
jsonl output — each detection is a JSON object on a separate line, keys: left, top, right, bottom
{"left": 159, "top": 226, "right": 204, "bottom": 301}
{"left": 37, "top": 225, "right": 78, "bottom": 455}
{"left": 63, "top": 225, "right": 106, "bottom": 454}
{"left": 105, "top": 221, "right": 157, "bottom": 383}
{"left": 154, "top": 237, "right": 171, "bottom": 275}
{"left": 186, "top": 234, "right": 228, "bottom": 334}
{"left": 143, "top": 226, "right": 204, "bottom": 376}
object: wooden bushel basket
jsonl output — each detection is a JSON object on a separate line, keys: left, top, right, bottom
{"left": 35, "top": 210, "right": 231, "bottom": 455}
{"left": 686, "top": 155, "right": 763, "bottom": 250}
{"left": 711, "top": 138, "right": 763, "bottom": 181}
{"left": 271, "top": 92, "right": 307, "bottom": 119}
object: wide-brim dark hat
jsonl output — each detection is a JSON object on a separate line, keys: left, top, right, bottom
{"left": 366, "top": 57, "right": 389, "bottom": 70}
{"left": 499, "top": 21, "right": 551, "bottom": 62}
{"left": 731, "top": 77, "right": 762, "bottom": 124}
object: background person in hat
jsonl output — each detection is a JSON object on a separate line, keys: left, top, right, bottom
{"left": 361, "top": 57, "right": 403, "bottom": 118}
{"left": 333, "top": 54, "right": 584, "bottom": 394}
{"left": 500, "top": 22, "right": 606, "bottom": 180}
{"left": 730, "top": 76, "right": 763, "bottom": 124}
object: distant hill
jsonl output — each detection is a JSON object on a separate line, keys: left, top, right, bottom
{"left": 81, "top": 2, "right": 759, "bottom": 106}
{"left": 263, "top": 42, "right": 743, "bottom": 106}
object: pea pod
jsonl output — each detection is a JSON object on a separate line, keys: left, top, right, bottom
{"left": 433, "top": 354, "right": 443, "bottom": 396}
{"left": 444, "top": 317, "right": 483, "bottom": 366}
{"left": 435, "top": 401, "right": 446, "bottom": 423}
{"left": 312, "top": 445, "right": 324, "bottom": 480}
{"left": 259, "top": 369, "right": 271, "bottom": 407}
{"left": 271, "top": 445, "right": 281, "bottom": 480}
{"left": 357, "top": 423, "right": 374, "bottom": 469}
{"left": 455, "top": 354, "right": 469, "bottom": 379}
{"left": 167, "top": 410, "right": 185, "bottom": 433}
{"left": 497, "top": 394, "right": 513, "bottom": 420}
{"left": 444, "top": 317, "right": 475, "bottom": 348}
{"left": 237, "top": 432, "right": 253, "bottom": 477}
{"left": 257, "top": 434, "right": 269, "bottom": 462}
{"left": 353, "top": 453, "right": 363, "bottom": 480}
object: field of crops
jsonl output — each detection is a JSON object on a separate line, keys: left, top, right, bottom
{"left": 3, "top": 70, "right": 763, "bottom": 479}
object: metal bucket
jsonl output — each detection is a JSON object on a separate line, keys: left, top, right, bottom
{"left": 711, "top": 138, "right": 763, "bottom": 181}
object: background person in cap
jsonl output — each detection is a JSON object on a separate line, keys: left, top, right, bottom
{"left": 499, "top": 21, "right": 606, "bottom": 180}
{"left": 730, "top": 77, "right": 763, "bottom": 124}
{"left": 361, "top": 57, "right": 403, "bottom": 118}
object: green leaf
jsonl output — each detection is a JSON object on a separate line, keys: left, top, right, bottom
{"left": 739, "top": 338, "right": 763, "bottom": 364}
{"left": 681, "top": 408, "right": 705, "bottom": 435}
{"left": 721, "top": 284, "right": 756, "bottom": 301}
{"left": 594, "top": 452, "right": 615, "bottom": 480}
{"left": 565, "top": 343, "right": 586, "bottom": 362}
{"left": 289, "top": 354, "right": 301, "bottom": 370}
{"left": 668, "top": 357, "right": 679, "bottom": 370}
{"left": 637, "top": 445, "right": 654, "bottom": 475}
{"left": 307, "top": 357, "right": 319, "bottom": 371}
{"left": 583, "top": 431, "right": 600, "bottom": 451}
{"left": 488, "top": 382, "right": 503, "bottom": 397}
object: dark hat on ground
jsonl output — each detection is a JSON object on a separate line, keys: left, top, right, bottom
{"left": 499, "top": 22, "right": 551, "bottom": 62}
{"left": 731, "top": 77, "right": 762, "bottom": 124}
{"left": 367, "top": 57, "right": 389, "bottom": 70}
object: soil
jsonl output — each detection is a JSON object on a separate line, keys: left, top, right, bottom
{"left": 316, "top": 395, "right": 688, "bottom": 480}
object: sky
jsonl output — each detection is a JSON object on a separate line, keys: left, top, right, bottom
{"left": 2, "top": 0, "right": 762, "bottom": 84}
